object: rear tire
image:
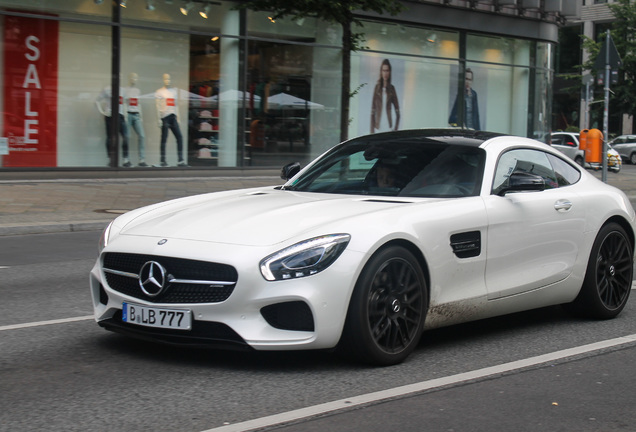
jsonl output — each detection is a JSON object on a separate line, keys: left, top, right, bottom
{"left": 340, "top": 246, "right": 427, "bottom": 366}
{"left": 575, "top": 156, "right": 584, "bottom": 167}
{"left": 566, "top": 223, "right": 633, "bottom": 319}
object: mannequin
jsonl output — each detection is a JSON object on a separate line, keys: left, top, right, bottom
{"left": 155, "top": 73, "right": 186, "bottom": 167}
{"left": 95, "top": 85, "right": 130, "bottom": 167}
{"left": 125, "top": 73, "right": 147, "bottom": 166}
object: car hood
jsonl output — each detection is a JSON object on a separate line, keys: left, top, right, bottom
{"left": 118, "top": 188, "right": 418, "bottom": 247}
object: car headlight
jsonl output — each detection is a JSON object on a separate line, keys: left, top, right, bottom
{"left": 98, "top": 221, "right": 114, "bottom": 253}
{"left": 260, "top": 234, "right": 351, "bottom": 281}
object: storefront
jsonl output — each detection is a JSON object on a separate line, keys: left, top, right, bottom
{"left": 0, "top": 0, "right": 559, "bottom": 170}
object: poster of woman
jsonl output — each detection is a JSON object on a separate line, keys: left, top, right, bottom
{"left": 358, "top": 56, "right": 404, "bottom": 135}
{"left": 370, "top": 59, "right": 401, "bottom": 133}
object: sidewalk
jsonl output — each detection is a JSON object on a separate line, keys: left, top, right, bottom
{"left": 0, "top": 169, "right": 282, "bottom": 236}
{"left": 0, "top": 167, "right": 635, "bottom": 237}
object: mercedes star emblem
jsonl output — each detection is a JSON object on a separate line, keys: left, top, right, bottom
{"left": 139, "top": 261, "right": 167, "bottom": 297}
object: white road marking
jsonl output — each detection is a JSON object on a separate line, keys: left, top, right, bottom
{"left": 201, "top": 334, "right": 636, "bottom": 432}
{"left": 0, "top": 315, "right": 93, "bottom": 331}
{"left": 4, "top": 310, "right": 636, "bottom": 432}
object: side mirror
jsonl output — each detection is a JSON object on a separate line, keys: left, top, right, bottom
{"left": 281, "top": 162, "right": 301, "bottom": 180}
{"left": 497, "top": 171, "right": 545, "bottom": 196}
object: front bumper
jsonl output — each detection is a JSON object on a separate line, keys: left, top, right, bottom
{"left": 90, "top": 235, "right": 364, "bottom": 351}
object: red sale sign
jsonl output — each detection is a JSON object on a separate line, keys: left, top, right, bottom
{"left": 3, "top": 15, "right": 58, "bottom": 167}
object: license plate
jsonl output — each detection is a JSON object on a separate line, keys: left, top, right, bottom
{"left": 122, "top": 302, "right": 192, "bottom": 330}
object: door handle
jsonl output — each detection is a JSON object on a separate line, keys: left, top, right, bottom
{"left": 554, "top": 199, "right": 573, "bottom": 212}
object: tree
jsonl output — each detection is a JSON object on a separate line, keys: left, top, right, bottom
{"left": 607, "top": 0, "right": 636, "bottom": 118}
{"left": 581, "top": 0, "right": 636, "bottom": 122}
{"left": 236, "top": 0, "right": 405, "bottom": 142}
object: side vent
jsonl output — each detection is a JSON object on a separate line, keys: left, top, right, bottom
{"left": 261, "top": 301, "right": 314, "bottom": 332}
{"left": 450, "top": 231, "right": 481, "bottom": 258}
{"left": 99, "top": 284, "right": 109, "bottom": 305}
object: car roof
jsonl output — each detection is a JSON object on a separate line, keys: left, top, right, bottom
{"left": 349, "top": 129, "right": 506, "bottom": 148}
{"left": 551, "top": 132, "right": 578, "bottom": 136}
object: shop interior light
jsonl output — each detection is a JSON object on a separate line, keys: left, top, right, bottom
{"left": 146, "top": 0, "right": 156, "bottom": 11}
{"left": 94, "top": 0, "right": 104, "bottom": 4}
{"left": 180, "top": 1, "right": 195, "bottom": 15}
{"left": 200, "top": 3, "right": 212, "bottom": 19}
{"left": 210, "top": 36, "right": 219, "bottom": 41}
{"left": 119, "top": 0, "right": 127, "bottom": 7}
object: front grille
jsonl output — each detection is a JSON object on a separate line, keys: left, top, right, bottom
{"left": 103, "top": 252, "right": 238, "bottom": 304}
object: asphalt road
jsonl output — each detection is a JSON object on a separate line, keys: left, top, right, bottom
{"left": 2, "top": 231, "right": 636, "bottom": 431}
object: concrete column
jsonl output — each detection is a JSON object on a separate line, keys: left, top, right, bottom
{"left": 218, "top": 10, "right": 240, "bottom": 167}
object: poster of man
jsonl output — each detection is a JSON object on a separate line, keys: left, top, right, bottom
{"left": 449, "top": 67, "right": 481, "bottom": 130}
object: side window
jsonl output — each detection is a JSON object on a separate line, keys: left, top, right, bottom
{"left": 492, "top": 149, "right": 558, "bottom": 194}
{"left": 551, "top": 136, "right": 563, "bottom": 145}
{"left": 547, "top": 154, "right": 581, "bottom": 186}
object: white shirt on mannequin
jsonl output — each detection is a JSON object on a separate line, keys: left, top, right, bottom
{"left": 96, "top": 86, "right": 126, "bottom": 117}
{"left": 155, "top": 73, "right": 178, "bottom": 126}
{"left": 125, "top": 73, "right": 142, "bottom": 115}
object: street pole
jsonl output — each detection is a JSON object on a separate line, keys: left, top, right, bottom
{"left": 584, "top": 78, "right": 591, "bottom": 130}
{"left": 602, "top": 31, "right": 610, "bottom": 183}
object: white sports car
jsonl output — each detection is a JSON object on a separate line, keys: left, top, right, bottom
{"left": 90, "top": 129, "right": 636, "bottom": 365}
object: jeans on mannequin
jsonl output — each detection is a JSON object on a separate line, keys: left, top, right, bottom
{"left": 160, "top": 113, "right": 184, "bottom": 163}
{"left": 104, "top": 114, "right": 129, "bottom": 161}
{"left": 128, "top": 112, "right": 145, "bottom": 160}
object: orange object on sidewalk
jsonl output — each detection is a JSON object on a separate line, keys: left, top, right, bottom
{"left": 585, "top": 128, "right": 603, "bottom": 164}
{"left": 579, "top": 129, "right": 588, "bottom": 153}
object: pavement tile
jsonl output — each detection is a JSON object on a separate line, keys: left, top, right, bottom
{"left": 0, "top": 173, "right": 281, "bottom": 235}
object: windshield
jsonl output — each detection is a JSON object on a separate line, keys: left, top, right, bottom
{"left": 286, "top": 137, "right": 485, "bottom": 198}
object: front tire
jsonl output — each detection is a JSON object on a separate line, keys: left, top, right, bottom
{"left": 566, "top": 223, "right": 633, "bottom": 319}
{"left": 340, "top": 246, "right": 427, "bottom": 365}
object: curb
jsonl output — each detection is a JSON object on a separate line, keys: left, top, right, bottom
{"left": 0, "top": 220, "right": 112, "bottom": 236}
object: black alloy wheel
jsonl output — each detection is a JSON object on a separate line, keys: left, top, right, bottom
{"left": 566, "top": 222, "right": 633, "bottom": 319}
{"left": 340, "top": 246, "right": 427, "bottom": 365}
{"left": 575, "top": 156, "right": 584, "bottom": 167}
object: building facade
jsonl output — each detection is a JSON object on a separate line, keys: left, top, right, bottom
{"left": 554, "top": 0, "right": 633, "bottom": 135}
{"left": 578, "top": 0, "right": 633, "bottom": 135}
{"left": 0, "top": 0, "right": 571, "bottom": 170}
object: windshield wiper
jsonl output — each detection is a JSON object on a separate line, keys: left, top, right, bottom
{"left": 279, "top": 185, "right": 298, "bottom": 191}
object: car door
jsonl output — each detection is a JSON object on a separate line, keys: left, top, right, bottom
{"left": 551, "top": 133, "right": 578, "bottom": 160}
{"left": 611, "top": 137, "right": 627, "bottom": 159}
{"left": 483, "top": 149, "right": 586, "bottom": 300}
{"left": 612, "top": 136, "right": 636, "bottom": 163}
